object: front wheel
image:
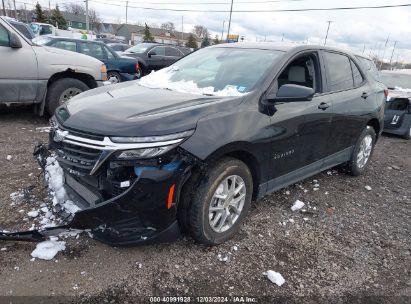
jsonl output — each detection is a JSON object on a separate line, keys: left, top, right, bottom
{"left": 187, "top": 158, "right": 253, "bottom": 245}
{"left": 347, "top": 126, "right": 376, "bottom": 176}
{"left": 46, "top": 78, "right": 89, "bottom": 115}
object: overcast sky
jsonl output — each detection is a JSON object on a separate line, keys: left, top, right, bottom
{"left": 22, "top": 0, "right": 411, "bottom": 62}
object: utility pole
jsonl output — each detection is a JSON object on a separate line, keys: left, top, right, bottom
{"left": 125, "top": 1, "right": 128, "bottom": 24}
{"left": 220, "top": 20, "right": 225, "bottom": 42}
{"left": 379, "top": 34, "right": 390, "bottom": 70}
{"left": 389, "top": 41, "right": 398, "bottom": 68}
{"left": 226, "top": 0, "right": 233, "bottom": 42}
{"left": 181, "top": 16, "right": 183, "bottom": 44}
{"left": 1, "top": 0, "right": 6, "bottom": 16}
{"left": 13, "top": 0, "right": 17, "bottom": 19}
{"left": 324, "top": 21, "right": 333, "bottom": 46}
{"left": 281, "top": 33, "right": 284, "bottom": 42}
{"left": 362, "top": 44, "right": 366, "bottom": 54}
{"left": 85, "top": 0, "right": 89, "bottom": 33}
{"left": 24, "top": 3, "right": 28, "bottom": 22}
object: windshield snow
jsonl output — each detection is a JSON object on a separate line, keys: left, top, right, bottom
{"left": 138, "top": 47, "right": 282, "bottom": 96}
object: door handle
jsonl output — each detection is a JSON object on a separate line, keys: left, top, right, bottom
{"left": 318, "top": 102, "right": 330, "bottom": 110}
{"left": 361, "top": 92, "right": 369, "bottom": 99}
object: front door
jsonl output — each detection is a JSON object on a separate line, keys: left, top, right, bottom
{"left": 147, "top": 46, "right": 166, "bottom": 70}
{"left": 269, "top": 51, "right": 332, "bottom": 180}
{"left": 0, "top": 23, "right": 38, "bottom": 103}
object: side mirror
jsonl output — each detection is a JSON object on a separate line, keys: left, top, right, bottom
{"left": 9, "top": 32, "right": 22, "bottom": 49}
{"left": 267, "top": 84, "right": 315, "bottom": 103}
{"left": 148, "top": 50, "right": 156, "bottom": 58}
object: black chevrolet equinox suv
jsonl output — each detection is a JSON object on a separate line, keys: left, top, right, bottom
{"left": 21, "top": 43, "right": 386, "bottom": 246}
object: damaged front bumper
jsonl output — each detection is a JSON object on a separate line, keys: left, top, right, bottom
{"left": 1, "top": 140, "right": 194, "bottom": 246}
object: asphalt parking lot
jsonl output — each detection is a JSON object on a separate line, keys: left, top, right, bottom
{"left": 0, "top": 106, "right": 410, "bottom": 303}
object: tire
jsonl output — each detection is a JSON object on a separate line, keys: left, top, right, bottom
{"left": 46, "top": 78, "right": 89, "bottom": 116}
{"left": 347, "top": 126, "right": 376, "bottom": 176}
{"left": 137, "top": 64, "right": 145, "bottom": 78}
{"left": 403, "top": 125, "right": 411, "bottom": 140}
{"left": 107, "top": 71, "right": 122, "bottom": 84}
{"left": 186, "top": 157, "right": 253, "bottom": 245}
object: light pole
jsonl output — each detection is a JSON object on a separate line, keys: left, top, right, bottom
{"left": 389, "top": 41, "right": 398, "bottom": 68}
{"left": 85, "top": 0, "right": 89, "bottom": 33}
{"left": 1, "top": 0, "right": 6, "bottom": 16}
{"left": 226, "top": 0, "right": 233, "bottom": 41}
{"left": 221, "top": 20, "right": 225, "bottom": 42}
{"left": 324, "top": 21, "right": 333, "bottom": 46}
{"left": 125, "top": 1, "right": 128, "bottom": 24}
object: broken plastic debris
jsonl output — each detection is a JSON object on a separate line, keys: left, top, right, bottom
{"left": 291, "top": 200, "right": 305, "bottom": 211}
{"left": 264, "top": 270, "right": 285, "bottom": 286}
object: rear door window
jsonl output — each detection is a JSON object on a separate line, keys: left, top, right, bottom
{"left": 324, "top": 52, "right": 354, "bottom": 92}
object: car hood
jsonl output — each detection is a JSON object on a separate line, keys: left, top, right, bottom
{"left": 60, "top": 81, "right": 243, "bottom": 137}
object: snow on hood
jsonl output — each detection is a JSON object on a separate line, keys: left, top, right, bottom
{"left": 138, "top": 67, "right": 246, "bottom": 97}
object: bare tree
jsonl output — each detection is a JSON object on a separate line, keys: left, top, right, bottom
{"left": 193, "top": 25, "right": 208, "bottom": 38}
{"left": 64, "top": 3, "right": 85, "bottom": 15}
{"left": 64, "top": 3, "right": 101, "bottom": 32}
{"left": 160, "top": 21, "right": 175, "bottom": 33}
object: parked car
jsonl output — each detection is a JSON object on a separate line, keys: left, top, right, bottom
{"left": 95, "top": 37, "right": 127, "bottom": 44}
{"left": 34, "top": 36, "right": 141, "bottom": 83}
{"left": 0, "top": 16, "right": 107, "bottom": 115}
{"left": 380, "top": 70, "right": 411, "bottom": 139}
{"left": 123, "top": 43, "right": 190, "bottom": 75}
{"left": 7, "top": 19, "right": 35, "bottom": 40}
{"left": 1, "top": 43, "right": 386, "bottom": 247}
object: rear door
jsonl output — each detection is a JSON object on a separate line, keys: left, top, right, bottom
{"left": 322, "top": 51, "right": 369, "bottom": 157}
{"left": 0, "top": 22, "right": 38, "bottom": 103}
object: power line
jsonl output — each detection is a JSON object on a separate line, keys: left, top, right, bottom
{"left": 111, "top": 0, "right": 305, "bottom": 5}
{"left": 88, "top": 1, "right": 411, "bottom": 13}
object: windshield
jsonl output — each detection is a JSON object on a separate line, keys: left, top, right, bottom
{"left": 126, "top": 43, "right": 154, "bottom": 54}
{"left": 139, "top": 47, "right": 283, "bottom": 96}
{"left": 380, "top": 72, "right": 411, "bottom": 90}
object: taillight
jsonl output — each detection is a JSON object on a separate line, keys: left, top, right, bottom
{"left": 136, "top": 62, "right": 139, "bottom": 73}
{"left": 384, "top": 88, "right": 389, "bottom": 97}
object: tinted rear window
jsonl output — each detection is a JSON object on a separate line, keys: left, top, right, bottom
{"left": 356, "top": 56, "right": 380, "bottom": 81}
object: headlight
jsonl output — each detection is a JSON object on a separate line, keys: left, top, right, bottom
{"left": 110, "top": 130, "right": 195, "bottom": 143}
{"left": 116, "top": 145, "right": 177, "bottom": 160}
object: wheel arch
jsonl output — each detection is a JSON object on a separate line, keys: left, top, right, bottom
{"left": 367, "top": 118, "right": 381, "bottom": 140}
{"left": 36, "top": 70, "right": 97, "bottom": 116}
{"left": 204, "top": 144, "right": 263, "bottom": 200}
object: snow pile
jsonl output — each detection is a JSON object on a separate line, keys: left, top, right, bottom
{"left": 291, "top": 200, "right": 305, "bottom": 211}
{"left": 44, "top": 156, "right": 79, "bottom": 216}
{"left": 264, "top": 270, "right": 285, "bottom": 286}
{"left": 139, "top": 67, "right": 245, "bottom": 97}
{"left": 27, "top": 210, "right": 39, "bottom": 218}
{"left": 31, "top": 239, "right": 66, "bottom": 260}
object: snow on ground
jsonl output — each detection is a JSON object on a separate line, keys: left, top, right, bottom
{"left": 27, "top": 210, "right": 39, "bottom": 218}
{"left": 138, "top": 67, "right": 245, "bottom": 97}
{"left": 291, "top": 200, "right": 305, "bottom": 211}
{"left": 264, "top": 270, "right": 285, "bottom": 286}
{"left": 6, "top": 155, "right": 12, "bottom": 161}
{"left": 31, "top": 239, "right": 66, "bottom": 260}
{"left": 365, "top": 185, "right": 372, "bottom": 191}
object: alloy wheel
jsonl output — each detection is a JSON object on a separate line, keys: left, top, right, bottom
{"left": 356, "top": 134, "right": 373, "bottom": 168}
{"left": 208, "top": 175, "right": 246, "bottom": 233}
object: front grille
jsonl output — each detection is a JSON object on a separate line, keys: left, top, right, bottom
{"left": 60, "top": 126, "right": 105, "bottom": 141}
{"left": 56, "top": 142, "right": 101, "bottom": 175}
{"left": 65, "top": 174, "right": 102, "bottom": 206}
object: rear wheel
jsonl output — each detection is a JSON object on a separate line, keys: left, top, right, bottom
{"left": 186, "top": 158, "right": 253, "bottom": 245}
{"left": 46, "top": 78, "right": 89, "bottom": 115}
{"left": 347, "top": 126, "right": 376, "bottom": 176}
